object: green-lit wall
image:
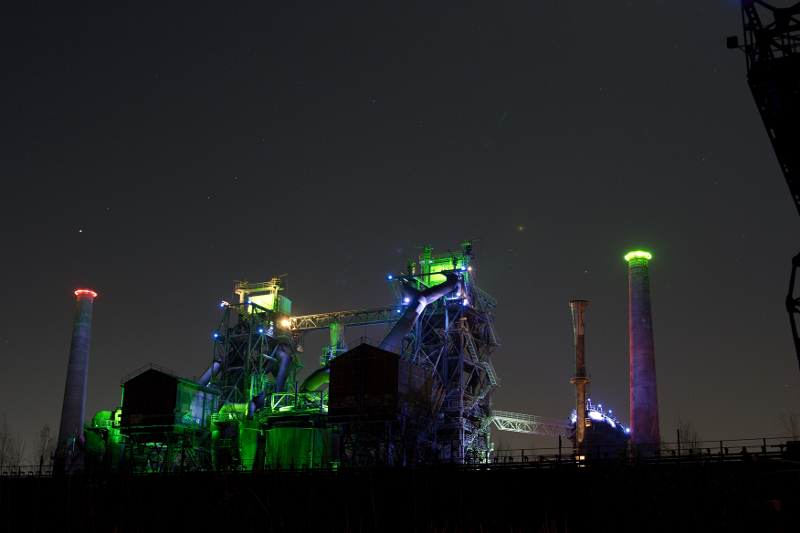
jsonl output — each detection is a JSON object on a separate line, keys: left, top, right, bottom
{"left": 263, "top": 427, "right": 335, "bottom": 469}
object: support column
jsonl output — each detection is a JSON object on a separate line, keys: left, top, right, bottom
{"left": 569, "top": 300, "right": 590, "bottom": 458}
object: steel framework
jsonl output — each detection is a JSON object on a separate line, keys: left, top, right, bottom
{"left": 122, "top": 428, "right": 212, "bottom": 473}
{"left": 491, "top": 411, "right": 574, "bottom": 438}
{"left": 290, "top": 307, "right": 400, "bottom": 334}
{"left": 288, "top": 241, "right": 501, "bottom": 463}
{"left": 732, "top": 1, "right": 800, "bottom": 370}
{"left": 213, "top": 301, "right": 302, "bottom": 406}
{"left": 385, "top": 242, "right": 500, "bottom": 462}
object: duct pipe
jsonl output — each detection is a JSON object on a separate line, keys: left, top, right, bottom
{"left": 253, "top": 392, "right": 266, "bottom": 411}
{"left": 273, "top": 347, "right": 294, "bottom": 393}
{"left": 569, "top": 300, "right": 590, "bottom": 458}
{"left": 57, "top": 289, "right": 97, "bottom": 455}
{"left": 379, "top": 273, "right": 460, "bottom": 351}
{"left": 301, "top": 367, "right": 330, "bottom": 391}
{"left": 199, "top": 359, "right": 223, "bottom": 387}
{"left": 626, "top": 251, "right": 660, "bottom": 451}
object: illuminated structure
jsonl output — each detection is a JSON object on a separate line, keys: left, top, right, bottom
{"left": 54, "top": 289, "right": 97, "bottom": 474}
{"left": 569, "top": 400, "right": 629, "bottom": 456}
{"left": 73, "top": 240, "right": 640, "bottom": 471}
{"left": 626, "top": 251, "right": 660, "bottom": 450}
{"left": 378, "top": 243, "right": 500, "bottom": 461}
{"left": 490, "top": 299, "right": 630, "bottom": 458}
{"left": 85, "top": 241, "right": 499, "bottom": 471}
{"left": 728, "top": 1, "right": 800, "bottom": 371}
{"left": 569, "top": 300, "right": 590, "bottom": 457}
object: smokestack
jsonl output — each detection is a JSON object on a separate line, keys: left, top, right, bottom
{"left": 57, "top": 289, "right": 97, "bottom": 451}
{"left": 569, "top": 300, "right": 590, "bottom": 457}
{"left": 625, "top": 251, "right": 660, "bottom": 450}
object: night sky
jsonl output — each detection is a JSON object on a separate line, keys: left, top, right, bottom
{"left": 2, "top": 1, "right": 798, "bottom": 454}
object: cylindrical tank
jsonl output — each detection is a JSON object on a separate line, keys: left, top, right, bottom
{"left": 57, "top": 289, "right": 97, "bottom": 449}
{"left": 626, "top": 251, "right": 660, "bottom": 450}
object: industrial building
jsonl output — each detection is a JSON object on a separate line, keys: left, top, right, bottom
{"left": 58, "top": 240, "right": 641, "bottom": 474}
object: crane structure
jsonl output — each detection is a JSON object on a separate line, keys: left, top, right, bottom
{"left": 730, "top": 1, "right": 800, "bottom": 370}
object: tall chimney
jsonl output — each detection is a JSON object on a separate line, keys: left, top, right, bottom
{"left": 57, "top": 289, "right": 97, "bottom": 450}
{"left": 625, "top": 251, "right": 660, "bottom": 450}
{"left": 569, "top": 300, "right": 590, "bottom": 457}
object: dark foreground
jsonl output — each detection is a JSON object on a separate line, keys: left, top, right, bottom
{"left": 2, "top": 459, "right": 799, "bottom": 532}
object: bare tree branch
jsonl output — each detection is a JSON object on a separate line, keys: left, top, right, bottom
{"left": 779, "top": 407, "right": 800, "bottom": 440}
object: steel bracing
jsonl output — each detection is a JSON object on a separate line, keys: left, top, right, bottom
{"left": 734, "top": 1, "right": 800, "bottom": 370}
{"left": 290, "top": 307, "right": 400, "bottom": 333}
{"left": 213, "top": 301, "right": 302, "bottom": 406}
{"left": 384, "top": 242, "right": 500, "bottom": 462}
{"left": 491, "top": 411, "right": 575, "bottom": 438}
{"left": 291, "top": 241, "right": 501, "bottom": 463}
{"left": 207, "top": 243, "right": 499, "bottom": 467}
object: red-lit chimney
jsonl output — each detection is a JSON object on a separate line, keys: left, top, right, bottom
{"left": 56, "top": 289, "right": 97, "bottom": 469}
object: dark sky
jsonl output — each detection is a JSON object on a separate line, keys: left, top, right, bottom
{"left": 2, "top": 1, "right": 798, "bottom": 454}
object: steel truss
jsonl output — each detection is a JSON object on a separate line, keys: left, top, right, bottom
{"left": 394, "top": 278, "right": 499, "bottom": 462}
{"left": 123, "top": 428, "right": 212, "bottom": 473}
{"left": 213, "top": 301, "right": 302, "bottom": 406}
{"left": 491, "top": 411, "right": 575, "bottom": 438}
{"left": 289, "top": 306, "right": 400, "bottom": 333}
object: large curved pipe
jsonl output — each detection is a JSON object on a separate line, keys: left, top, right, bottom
{"left": 301, "top": 367, "right": 330, "bottom": 392}
{"left": 380, "top": 273, "right": 460, "bottom": 352}
{"left": 199, "top": 359, "right": 223, "bottom": 387}
{"left": 274, "top": 347, "right": 294, "bottom": 393}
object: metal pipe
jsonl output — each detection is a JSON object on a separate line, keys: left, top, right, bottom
{"left": 626, "top": 251, "right": 660, "bottom": 451}
{"left": 379, "top": 273, "right": 460, "bottom": 351}
{"left": 274, "top": 347, "right": 294, "bottom": 393}
{"left": 56, "top": 289, "right": 97, "bottom": 454}
{"left": 569, "top": 300, "right": 590, "bottom": 457}
{"left": 301, "top": 367, "right": 330, "bottom": 391}
{"left": 199, "top": 359, "right": 223, "bottom": 387}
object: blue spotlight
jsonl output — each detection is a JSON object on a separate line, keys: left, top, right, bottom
{"left": 396, "top": 309, "right": 401, "bottom": 313}
{"left": 214, "top": 333, "right": 219, "bottom": 338}
{"left": 259, "top": 328, "right": 264, "bottom": 333}
{"left": 387, "top": 274, "right": 393, "bottom": 280}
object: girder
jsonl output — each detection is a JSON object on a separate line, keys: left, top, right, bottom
{"left": 289, "top": 306, "right": 400, "bottom": 332}
{"left": 491, "top": 411, "right": 574, "bottom": 438}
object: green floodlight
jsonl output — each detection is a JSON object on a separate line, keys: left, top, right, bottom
{"left": 624, "top": 251, "right": 652, "bottom": 262}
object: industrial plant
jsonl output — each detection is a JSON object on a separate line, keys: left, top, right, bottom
{"left": 54, "top": 241, "right": 640, "bottom": 475}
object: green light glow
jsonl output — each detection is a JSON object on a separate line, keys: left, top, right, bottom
{"left": 624, "top": 251, "right": 652, "bottom": 261}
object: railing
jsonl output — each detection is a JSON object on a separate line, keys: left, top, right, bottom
{"left": 4, "top": 437, "right": 797, "bottom": 476}
{"left": 0, "top": 464, "right": 54, "bottom": 477}
{"left": 269, "top": 391, "right": 325, "bottom": 411}
{"left": 471, "top": 284, "right": 497, "bottom": 308}
{"left": 87, "top": 419, "right": 116, "bottom": 428}
{"left": 486, "top": 436, "right": 797, "bottom": 466}
{"left": 211, "top": 412, "right": 245, "bottom": 424}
